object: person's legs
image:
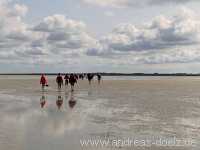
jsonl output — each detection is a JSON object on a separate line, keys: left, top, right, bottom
{"left": 65, "top": 80, "right": 68, "bottom": 86}
{"left": 70, "top": 83, "right": 74, "bottom": 91}
{"left": 58, "top": 83, "right": 62, "bottom": 90}
{"left": 42, "top": 84, "right": 45, "bottom": 91}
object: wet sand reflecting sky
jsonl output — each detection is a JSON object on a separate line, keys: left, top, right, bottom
{"left": 0, "top": 76, "right": 200, "bottom": 150}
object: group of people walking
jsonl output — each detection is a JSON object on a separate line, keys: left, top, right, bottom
{"left": 40, "top": 73, "right": 102, "bottom": 91}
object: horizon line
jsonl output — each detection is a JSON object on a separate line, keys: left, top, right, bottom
{"left": 0, "top": 73, "right": 200, "bottom": 76}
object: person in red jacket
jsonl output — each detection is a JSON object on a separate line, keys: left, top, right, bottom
{"left": 40, "top": 74, "right": 47, "bottom": 90}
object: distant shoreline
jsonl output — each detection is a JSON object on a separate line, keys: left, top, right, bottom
{"left": 0, "top": 73, "right": 200, "bottom": 76}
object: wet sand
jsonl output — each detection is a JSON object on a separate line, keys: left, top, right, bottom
{"left": 0, "top": 76, "right": 200, "bottom": 150}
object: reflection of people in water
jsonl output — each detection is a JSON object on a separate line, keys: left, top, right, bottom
{"left": 68, "top": 91, "right": 76, "bottom": 108}
{"left": 65, "top": 91, "right": 69, "bottom": 100}
{"left": 40, "top": 95, "right": 46, "bottom": 108}
{"left": 56, "top": 95, "right": 63, "bottom": 109}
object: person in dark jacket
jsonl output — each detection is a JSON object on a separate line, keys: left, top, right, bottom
{"left": 69, "top": 74, "right": 77, "bottom": 91}
{"left": 97, "top": 73, "right": 102, "bottom": 84}
{"left": 64, "top": 74, "right": 69, "bottom": 86}
{"left": 87, "top": 73, "right": 94, "bottom": 85}
{"left": 56, "top": 73, "right": 63, "bottom": 90}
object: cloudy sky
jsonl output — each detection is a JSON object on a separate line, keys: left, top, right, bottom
{"left": 1, "top": 0, "right": 200, "bottom": 73}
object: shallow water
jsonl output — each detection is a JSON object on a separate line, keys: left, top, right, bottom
{"left": 0, "top": 76, "right": 200, "bottom": 150}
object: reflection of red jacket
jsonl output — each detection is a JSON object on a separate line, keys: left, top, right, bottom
{"left": 40, "top": 76, "right": 47, "bottom": 85}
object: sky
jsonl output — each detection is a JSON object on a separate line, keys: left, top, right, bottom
{"left": 1, "top": 0, "right": 200, "bottom": 73}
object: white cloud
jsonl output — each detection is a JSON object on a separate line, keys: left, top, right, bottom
{"left": 149, "top": 0, "right": 198, "bottom": 5}
{"left": 87, "top": 8, "right": 200, "bottom": 64}
{"left": 33, "top": 14, "right": 96, "bottom": 50}
{"left": 88, "top": 8, "right": 200, "bottom": 52}
{"left": 0, "top": 2, "right": 96, "bottom": 65}
{"left": 0, "top": 2, "right": 31, "bottom": 49}
{"left": 13, "top": 4, "right": 28, "bottom": 17}
{"left": 82, "top": 0, "right": 133, "bottom": 8}
{"left": 104, "top": 11, "right": 115, "bottom": 17}
{"left": 1, "top": 0, "right": 200, "bottom": 69}
{"left": 119, "top": 47, "right": 200, "bottom": 65}
{"left": 33, "top": 15, "right": 86, "bottom": 32}
{"left": 82, "top": 0, "right": 199, "bottom": 8}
